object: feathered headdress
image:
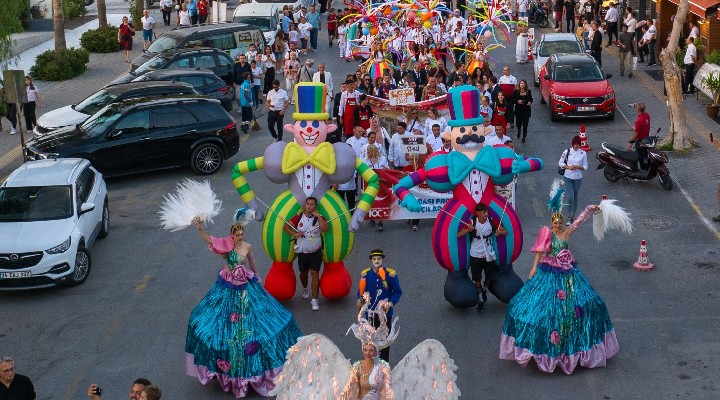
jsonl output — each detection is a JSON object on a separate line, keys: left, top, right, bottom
{"left": 233, "top": 208, "right": 255, "bottom": 226}
{"left": 547, "top": 179, "right": 565, "bottom": 219}
{"left": 159, "top": 179, "right": 222, "bottom": 231}
{"left": 593, "top": 199, "right": 634, "bottom": 241}
{"left": 347, "top": 293, "right": 399, "bottom": 351}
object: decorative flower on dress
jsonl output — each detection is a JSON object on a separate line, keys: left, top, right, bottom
{"left": 244, "top": 340, "right": 260, "bottom": 356}
{"left": 550, "top": 331, "right": 560, "bottom": 345}
{"left": 556, "top": 290, "right": 567, "bottom": 300}
{"left": 216, "top": 359, "right": 231, "bottom": 372}
{"left": 230, "top": 312, "right": 239, "bottom": 323}
{"left": 555, "top": 249, "right": 575, "bottom": 270}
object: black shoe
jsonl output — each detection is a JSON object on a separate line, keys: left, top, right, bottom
{"left": 481, "top": 288, "right": 488, "bottom": 303}
{"left": 629, "top": 72, "right": 633, "bottom": 78}
{"left": 368, "top": 220, "right": 376, "bottom": 227}
{"left": 522, "top": 138, "right": 526, "bottom": 143}
{"left": 517, "top": 131, "right": 521, "bottom": 138}
{"left": 638, "top": 59, "right": 645, "bottom": 63}
{"left": 713, "top": 215, "right": 720, "bottom": 222}
{"left": 378, "top": 223, "right": 384, "bottom": 232}
{"left": 476, "top": 301, "right": 485, "bottom": 312}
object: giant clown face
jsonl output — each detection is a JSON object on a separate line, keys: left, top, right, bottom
{"left": 450, "top": 118, "right": 494, "bottom": 159}
{"left": 285, "top": 120, "right": 337, "bottom": 147}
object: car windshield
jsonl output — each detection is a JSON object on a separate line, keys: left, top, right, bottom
{"left": 74, "top": 90, "right": 119, "bottom": 115}
{"left": 134, "top": 55, "right": 167, "bottom": 74}
{"left": 0, "top": 186, "right": 73, "bottom": 222}
{"left": 553, "top": 63, "right": 604, "bottom": 82}
{"left": 539, "top": 41, "right": 583, "bottom": 57}
{"left": 147, "top": 35, "right": 180, "bottom": 53}
{"left": 233, "top": 16, "right": 272, "bottom": 31}
{"left": 80, "top": 106, "right": 122, "bottom": 136}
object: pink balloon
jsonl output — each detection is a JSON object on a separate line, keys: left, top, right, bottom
{"left": 408, "top": 11, "right": 416, "bottom": 19}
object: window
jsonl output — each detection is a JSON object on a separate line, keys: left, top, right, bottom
{"left": 217, "top": 54, "right": 234, "bottom": 68}
{"left": 81, "top": 106, "right": 122, "bottom": 137}
{"left": 203, "top": 33, "right": 236, "bottom": 51}
{"left": 75, "top": 167, "right": 96, "bottom": 206}
{"left": 177, "top": 75, "right": 206, "bottom": 88}
{"left": 192, "top": 55, "right": 216, "bottom": 69}
{"left": 75, "top": 90, "right": 118, "bottom": 115}
{"left": 150, "top": 106, "right": 198, "bottom": 129}
{"left": 148, "top": 35, "right": 180, "bottom": 53}
{"left": 115, "top": 110, "right": 150, "bottom": 134}
{"left": 189, "top": 103, "right": 231, "bottom": 123}
{"left": 167, "top": 56, "right": 191, "bottom": 68}
{"left": 0, "top": 186, "right": 73, "bottom": 221}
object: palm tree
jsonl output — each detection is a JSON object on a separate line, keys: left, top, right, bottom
{"left": 53, "top": 0, "right": 67, "bottom": 62}
{"left": 98, "top": 0, "right": 107, "bottom": 30}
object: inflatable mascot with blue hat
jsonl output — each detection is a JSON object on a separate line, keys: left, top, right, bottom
{"left": 393, "top": 85, "right": 544, "bottom": 308}
{"left": 231, "top": 82, "right": 379, "bottom": 301}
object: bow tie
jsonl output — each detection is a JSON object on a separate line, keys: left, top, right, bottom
{"left": 281, "top": 142, "right": 336, "bottom": 175}
{"left": 447, "top": 146, "right": 501, "bottom": 185}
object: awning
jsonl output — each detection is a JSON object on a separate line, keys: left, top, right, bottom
{"left": 665, "top": 0, "right": 720, "bottom": 18}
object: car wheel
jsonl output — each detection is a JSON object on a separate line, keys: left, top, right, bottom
{"left": 223, "top": 100, "right": 233, "bottom": 112}
{"left": 191, "top": 143, "right": 224, "bottom": 175}
{"left": 659, "top": 173, "right": 673, "bottom": 191}
{"left": 98, "top": 199, "right": 109, "bottom": 239}
{"left": 603, "top": 166, "right": 621, "bottom": 182}
{"left": 608, "top": 112, "right": 615, "bottom": 121}
{"left": 540, "top": 94, "right": 546, "bottom": 104}
{"left": 549, "top": 104, "right": 558, "bottom": 122}
{"left": 69, "top": 246, "right": 92, "bottom": 286}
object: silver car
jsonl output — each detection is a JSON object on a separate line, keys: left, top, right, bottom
{"left": 533, "top": 33, "right": 584, "bottom": 87}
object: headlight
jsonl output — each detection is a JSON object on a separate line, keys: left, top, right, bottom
{"left": 36, "top": 152, "right": 60, "bottom": 160}
{"left": 604, "top": 92, "right": 615, "bottom": 100}
{"left": 552, "top": 94, "right": 567, "bottom": 101}
{"left": 46, "top": 237, "right": 71, "bottom": 254}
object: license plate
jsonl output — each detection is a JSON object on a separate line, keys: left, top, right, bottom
{"left": 0, "top": 271, "right": 31, "bottom": 279}
{"left": 577, "top": 106, "right": 596, "bottom": 112}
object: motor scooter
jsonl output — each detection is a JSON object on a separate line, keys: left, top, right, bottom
{"left": 528, "top": 1, "right": 549, "bottom": 28}
{"left": 595, "top": 128, "right": 673, "bottom": 190}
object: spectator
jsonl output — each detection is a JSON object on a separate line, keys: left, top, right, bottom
{"left": 176, "top": 3, "right": 190, "bottom": 27}
{"left": 186, "top": 0, "right": 198, "bottom": 25}
{"left": 23, "top": 76, "right": 39, "bottom": 132}
{"left": 563, "top": 0, "right": 576, "bottom": 34}
{"left": 327, "top": 8, "right": 338, "bottom": 47}
{"left": 88, "top": 378, "right": 152, "bottom": 400}
{"left": 637, "top": 25, "right": 650, "bottom": 63}
{"left": 688, "top": 21, "right": 699, "bottom": 40}
{"left": 117, "top": 16, "right": 135, "bottom": 63}
{"left": 297, "top": 17, "right": 312, "bottom": 54}
{"left": 553, "top": 0, "right": 564, "bottom": 32}
{"left": 159, "top": 0, "right": 173, "bottom": 26}
{"left": 645, "top": 19, "right": 657, "bottom": 66}
{"left": 332, "top": 82, "right": 347, "bottom": 132}
{"left": 283, "top": 52, "right": 300, "bottom": 100}
{"left": 624, "top": 8, "right": 637, "bottom": 50}
{"left": 197, "top": 0, "right": 208, "bottom": 24}
{"left": 307, "top": 5, "right": 321, "bottom": 52}
{"left": 683, "top": 36, "right": 697, "bottom": 95}
{"left": 626, "top": 102, "right": 650, "bottom": 150}
{"left": 617, "top": 24, "right": 634, "bottom": 78}
{"left": 250, "top": 59, "right": 263, "bottom": 109}
{"left": 140, "top": 385, "right": 162, "bottom": 400}
{"left": 266, "top": 80, "right": 290, "bottom": 141}
{"left": 513, "top": 79, "right": 533, "bottom": 143}
{"left": 367, "top": 116, "right": 391, "bottom": 152}
{"left": 239, "top": 72, "right": 253, "bottom": 133}
{"left": 0, "top": 357, "right": 35, "bottom": 400}
{"left": 1, "top": 80, "right": 18, "bottom": 135}
{"left": 558, "top": 135, "right": 588, "bottom": 225}
{"left": 262, "top": 46, "right": 277, "bottom": 95}
{"left": 604, "top": 2, "right": 619, "bottom": 46}
{"left": 590, "top": 21, "right": 603, "bottom": 67}
{"left": 288, "top": 23, "right": 300, "bottom": 50}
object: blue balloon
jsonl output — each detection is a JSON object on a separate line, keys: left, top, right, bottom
{"left": 363, "top": 27, "right": 370, "bottom": 35}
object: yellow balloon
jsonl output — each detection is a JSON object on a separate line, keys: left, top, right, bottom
{"left": 424, "top": 20, "right": 432, "bottom": 29}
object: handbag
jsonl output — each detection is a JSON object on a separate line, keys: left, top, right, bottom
{"left": 558, "top": 148, "right": 569, "bottom": 175}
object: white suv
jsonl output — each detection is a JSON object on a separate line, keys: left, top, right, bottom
{"left": 0, "top": 159, "right": 109, "bottom": 289}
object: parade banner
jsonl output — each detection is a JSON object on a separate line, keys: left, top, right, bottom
{"left": 388, "top": 88, "right": 416, "bottom": 106}
{"left": 365, "top": 168, "right": 452, "bottom": 220}
{"left": 401, "top": 135, "right": 427, "bottom": 154}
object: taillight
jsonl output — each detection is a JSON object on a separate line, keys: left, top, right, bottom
{"left": 225, "top": 121, "right": 237, "bottom": 131}
{"left": 219, "top": 86, "right": 231, "bottom": 94}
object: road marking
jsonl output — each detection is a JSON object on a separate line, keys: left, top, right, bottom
{"left": 524, "top": 176, "right": 536, "bottom": 191}
{"left": 160, "top": 242, "right": 173, "bottom": 255}
{"left": 0, "top": 145, "right": 21, "bottom": 171}
{"left": 532, "top": 197, "right": 544, "bottom": 218}
{"left": 134, "top": 274, "right": 152, "bottom": 291}
{"left": 616, "top": 105, "right": 633, "bottom": 127}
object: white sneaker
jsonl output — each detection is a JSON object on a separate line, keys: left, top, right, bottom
{"left": 9, "top": 128, "right": 16, "bottom": 135}
{"left": 311, "top": 298, "right": 319, "bottom": 311}
{"left": 301, "top": 287, "right": 310, "bottom": 298}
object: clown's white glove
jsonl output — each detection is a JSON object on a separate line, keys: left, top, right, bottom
{"left": 349, "top": 209, "right": 367, "bottom": 232}
{"left": 245, "top": 199, "right": 265, "bottom": 222}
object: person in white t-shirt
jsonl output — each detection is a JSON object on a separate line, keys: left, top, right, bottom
{"left": 688, "top": 21, "right": 699, "bottom": 40}
{"left": 141, "top": 9, "right": 156, "bottom": 50}
{"left": 298, "top": 17, "right": 313, "bottom": 54}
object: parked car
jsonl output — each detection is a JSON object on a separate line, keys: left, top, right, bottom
{"left": 113, "top": 47, "right": 236, "bottom": 86}
{"left": 232, "top": 2, "right": 280, "bottom": 47}
{"left": 539, "top": 53, "right": 616, "bottom": 121}
{"left": 533, "top": 33, "right": 584, "bottom": 87}
{"left": 130, "top": 23, "right": 266, "bottom": 71}
{"left": 24, "top": 96, "right": 240, "bottom": 177}
{"left": 0, "top": 158, "right": 108, "bottom": 290}
{"left": 34, "top": 81, "right": 197, "bottom": 138}
{"left": 132, "top": 69, "right": 235, "bottom": 111}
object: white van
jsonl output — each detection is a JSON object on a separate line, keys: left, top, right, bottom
{"left": 232, "top": 2, "right": 283, "bottom": 47}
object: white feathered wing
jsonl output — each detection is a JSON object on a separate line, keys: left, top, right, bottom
{"left": 391, "top": 339, "right": 461, "bottom": 400}
{"left": 593, "top": 199, "right": 633, "bottom": 241}
{"left": 158, "top": 179, "right": 222, "bottom": 231}
{"left": 269, "top": 333, "right": 352, "bottom": 399}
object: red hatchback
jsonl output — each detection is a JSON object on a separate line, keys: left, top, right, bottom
{"left": 539, "top": 53, "right": 616, "bottom": 121}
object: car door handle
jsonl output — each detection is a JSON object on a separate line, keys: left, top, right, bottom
{"left": 140, "top": 137, "right": 150, "bottom": 141}
{"left": 187, "top": 129, "right": 197, "bottom": 133}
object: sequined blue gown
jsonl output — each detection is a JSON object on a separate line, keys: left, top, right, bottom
{"left": 499, "top": 206, "right": 619, "bottom": 374}
{"left": 185, "top": 236, "right": 302, "bottom": 397}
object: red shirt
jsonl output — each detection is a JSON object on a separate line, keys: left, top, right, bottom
{"left": 327, "top": 14, "right": 337, "bottom": 30}
{"left": 634, "top": 111, "right": 650, "bottom": 140}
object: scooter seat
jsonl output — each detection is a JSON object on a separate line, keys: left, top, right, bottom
{"left": 606, "top": 145, "right": 639, "bottom": 163}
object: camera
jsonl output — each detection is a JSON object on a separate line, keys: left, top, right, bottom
{"left": 95, "top": 387, "right": 102, "bottom": 396}
{"left": 628, "top": 103, "right": 638, "bottom": 107}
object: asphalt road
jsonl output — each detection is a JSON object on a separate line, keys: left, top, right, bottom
{"left": 2, "top": 14, "right": 720, "bottom": 400}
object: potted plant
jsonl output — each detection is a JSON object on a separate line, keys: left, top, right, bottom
{"left": 701, "top": 71, "right": 720, "bottom": 118}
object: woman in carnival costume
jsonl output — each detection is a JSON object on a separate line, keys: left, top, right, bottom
{"left": 185, "top": 209, "right": 302, "bottom": 397}
{"left": 500, "top": 180, "right": 633, "bottom": 374}
{"left": 467, "top": 41, "right": 486, "bottom": 75}
{"left": 366, "top": 42, "right": 391, "bottom": 80}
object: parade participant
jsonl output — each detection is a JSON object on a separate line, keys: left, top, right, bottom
{"left": 514, "top": 79, "right": 533, "bottom": 143}
{"left": 421, "top": 76, "right": 447, "bottom": 101}
{"left": 232, "top": 83, "right": 379, "bottom": 301}
{"left": 367, "top": 43, "right": 390, "bottom": 80}
{"left": 515, "top": 25, "right": 529, "bottom": 64}
{"left": 284, "top": 197, "right": 329, "bottom": 311}
{"left": 356, "top": 249, "right": 402, "bottom": 362}
{"left": 427, "top": 124, "right": 444, "bottom": 152}
{"left": 339, "top": 80, "right": 362, "bottom": 136}
{"left": 388, "top": 122, "right": 411, "bottom": 170}
{"left": 497, "top": 67, "right": 517, "bottom": 127}
{"left": 186, "top": 211, "right": 302, "bottom": 397}
{"left": 393, "top": 85, "right": 544, "bottom": 308}
{"left": 367, "top": 115, "right": 391, "bottom": 152}
{"left": 338, "top": 18, "right": 348, "bottom": 58}
{"left": 500, "top": 183, "right": 629, "bottom": 374}
{"left": 377, "top": 75, "right": 396, "bottom": 99}
{"left": 467, "top": 43, "right": 486, "bottom": 75}
{"left": 492, "top": 91, "right": 510, "bottom": 133}
{"left": 327, "top": 8, "right": 338, "bottom": 48}
{"left": 457, "top": 203, "right": 508, "bottom": 312}
{"left": 332, "top": 82, "right": 347, "bottom": 132}
{"left": 347, "top": 126, "right": 368, "bottom": 157}
{"left": 0, "top": 357, "right": 35, "bottom": 400}
{"left": 354, "top": 95, "right": 373, "bottom": 131}
{"left": 423, "top": 107, "right": 448, "bottom": 136}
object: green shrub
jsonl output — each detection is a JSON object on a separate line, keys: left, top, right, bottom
{"left": 707, "top": 49, "right": 720, "bottom": 66}
{"left": 129, "top": 1, "right": 142, "bottom": 27}
{"left": 30, "top": 48, "right": 90, "bottom": 81}
{"left": 81, "top": 26, "right": 120, "bottom": 53}
{"left": 63, "top": 0, "right": 87, "bottom": 20}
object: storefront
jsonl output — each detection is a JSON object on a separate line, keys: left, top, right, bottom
{"left": 654, "top": 0, "right": 720, "bottom": 64}
{"left": 27, "top": 0, "right": 54, "bottom": 31}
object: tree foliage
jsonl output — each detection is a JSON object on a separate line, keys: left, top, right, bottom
{"left": 0, "top": 0, "right": 26, "bottom": 70}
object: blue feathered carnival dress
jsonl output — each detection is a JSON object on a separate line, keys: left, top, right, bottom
{"left": 185, "top": 236, "right": 302, "bottom": 397}
{"left": 499, "top": 206, "right": 619, "bottom": 374}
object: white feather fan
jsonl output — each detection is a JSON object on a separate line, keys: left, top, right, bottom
{"left": 391, "top": 339, "right": 461, "bottom": 400}
{"left": 158, "top": 179, "right": 222, "bottom": 231}
{"left": 593, "top": 199, "right": 634, "bottom": 241}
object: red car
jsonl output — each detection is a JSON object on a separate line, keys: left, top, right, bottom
{"left": 539, "top": 53, "right": 616, "bottom": 121}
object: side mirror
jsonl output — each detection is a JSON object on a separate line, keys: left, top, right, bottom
{"left": 544, "top": 74, "right": 552, "bottom": 80}
{"left": 605, "top": 73, "right": 613, "bottom": 79}
{"left": 79, "top": 203, "right": 95, "bottom": 215}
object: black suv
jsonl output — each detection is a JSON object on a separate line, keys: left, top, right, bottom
{"left": 112, "top": 47, "right": 235, "bottom": 86}
{"left": 132, "top": 69, "right": 235, "bottom": 111}
{"left": 24, "top": 96, "right": 240, "bottom": 177}
{"left": 35, "top": 81, "right": 196, "bottom": 138}
{"left": 130, "top": 22, "right": 266, "bottom": 71}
